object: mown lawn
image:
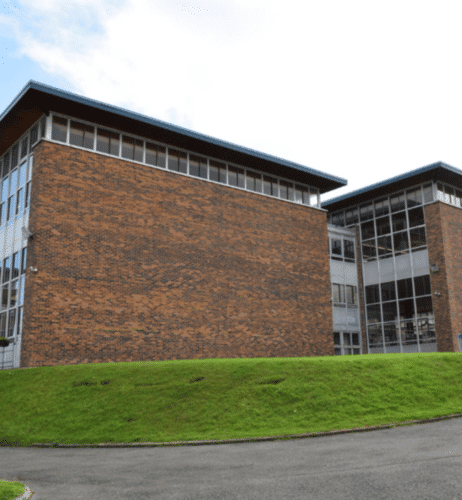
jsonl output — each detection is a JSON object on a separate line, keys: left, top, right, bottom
{"left": 1, "top": 352, "right": 462, "bottom": 445}
{"left": 0, "top": 479, "right": 25, "bottom": 500}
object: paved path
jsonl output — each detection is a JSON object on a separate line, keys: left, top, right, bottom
{"left": 2, "top": 419, "right": 462, "bottom": 499}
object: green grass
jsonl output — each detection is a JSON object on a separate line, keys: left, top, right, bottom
{"left": 0, "top": 479, "right": 25, "bottom": 500}
{"left": 1, "top": 353, "right": 462, "bottom": 446}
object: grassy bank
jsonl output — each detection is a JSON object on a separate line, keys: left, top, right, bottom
{"left": 1, "top": 352, "right": 462, "bottom": 446}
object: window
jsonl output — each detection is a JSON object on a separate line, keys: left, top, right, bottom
{"left": 227, "top": 166, "right": 245, "bottom": 188}
{"left": 167, "top": 149, "right": 187, "bottom": 174}
{"left": 360, "top": 203, "right": 374, "bottom": 221}
{"left": 344, "top": 240, "right": 355, "bottom": 261}
{"left": 209, "top": 160, "right": 226, "bottom": 183}
{"left": 145, "top": 142, "right": 166, "bottom": 168}
{"left": 189, "top": 155, "right": 208, "bottom": 179}
{"left": 70, "top": 121, "right": 95, "bottom": 149}
{"left": 366, "top": 284, "right": 380, "bottom": 304}
{"left": 122, "top": 136, "right": 143, "bottom": 162}
{"left": 97, "top": 129, "right": 121, "bottom": 156}
{"left": 330, "top": 239, "right": 342, "bottom": 260}
{"left": 334, "top": 332, "right": 361, "bottom": 355}
{"left": 332, "top": 284, "right": 358, "bottom": 306}
{"left": 52, "top": 116, "right": 68, "bottom": 142}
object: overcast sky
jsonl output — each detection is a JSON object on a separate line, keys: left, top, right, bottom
{"left": 2, "top": 0, "right": 462, "bottom": 201}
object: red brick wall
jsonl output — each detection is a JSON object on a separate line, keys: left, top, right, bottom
{"left": 425, "top": 202, "right": 462, "bottom": 352}
{"left": 21, "top": 141, "right": 334, "bottom": 367}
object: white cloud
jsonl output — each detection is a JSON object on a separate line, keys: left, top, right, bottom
{"left": 5, "top": 0, "right": 462, "bottom": 198}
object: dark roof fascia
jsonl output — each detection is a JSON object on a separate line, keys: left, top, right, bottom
{"left": 0, "top": 81, "right": 347, "bottom": 193}
{"left": 321, "top": 162, "right": 462, "bottom": 212}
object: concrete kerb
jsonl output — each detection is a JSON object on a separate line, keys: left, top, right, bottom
{"left": 2, "top": 412, "right": 462, "bottom": 449}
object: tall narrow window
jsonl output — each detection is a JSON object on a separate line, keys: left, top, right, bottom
{"left": 21, "top": 137, "right": 29, "bottom": 159}
{"left": 52, "top": 116, "right": 68, "bottom": 142}
{"left": 246, "top": 171, "right": 262, "bottom": 192}
{"left": 263, "top": 176, "right": 278, "bottom": 197}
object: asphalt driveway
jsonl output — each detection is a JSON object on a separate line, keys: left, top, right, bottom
{"left": 2, "top": 418, "right": 462, "bottom": 500}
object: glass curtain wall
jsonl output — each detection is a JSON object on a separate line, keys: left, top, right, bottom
{"left": 329, "top": 183, "right": 436, "bottom": 353}
{"left": 0, "top": 117, "right": 42, "bottom": 346}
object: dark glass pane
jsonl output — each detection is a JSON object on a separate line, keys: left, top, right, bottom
{"left": 189, "top": 154, "right": 200, "bottom": 177}
{"left": 345, "top": 208, "right": 359, "bottom": 225}
{"left": 344, "top": 240, "right": 355, "bottom": 261}
{"left": 3, "top": 257, "right": 10, "bottom": 283}
{"left": 25, "top": 183, "right": 31, "bottom": 209}
{"left": 122, "top": 135, "right": 143, "bottom": 161}
{"left": 12, "top": 252, "right": 20, "bottom": 279}
{"left": 331, "top": 239, "right": 342, "bottom": 258}
{"left": 375, "top": 197, "right": 390, "bottom": 217}
{"left": 279, "top": 180, "right": 291, "bottom": 200}
{"left": 52, "top": 116, "right": 68, "bottom": 142}
{"left": 362, "top": 240, "right": 377, "bottom": 260}
{"left": 7, "top": 194, "right": 16, "bottom": 221}
{"left": 210, "top": 160, "right": 226, "bottom": 183}
{"left": 410, "top": 227, "right": 426, "bottom": 248}
{"left": 414, "top": 275, "right": 431, "bottom": 296}
{"left": 423, "top": 183, "right": 433, "bottom": 203}
{"left": 287, "top": 184, "right": 295, "bottom": 201}
{"left": 352, "top": 333, "right": 359, "bottom": 345}
{"left": 408, "top": 207, "right": 424, "bottom": 228}
{"left": 1, "top": 284, "right": 8, "bottom": 310}
{"left": 7, "top": 308, "right": 16, "bottom": 337}
{"left": 416, "top": 296, "right": 433, "bottom": 314}
{"left": 375, "top": 216, "right": 391, "bottom": 236}
{"left": 366, "top": 284, "right": 380, "bottom": 304}
{"left": 361, "top": 221, "right": 375, "bottom": 240}
{"left": 157, "top": 147, "right": 166, "bottom": 168}
{"left": 343, "top": 333, "right": 351, "bottom": 345}
{"left": 332, "top": 211, "right": 345, "bottom": 226}
{"left": 346, "top": 285, "right": 357, "bottom": 304}
{"left": 2, "top": 152, "right": 10, "bottom": 178}
{"left": 382, "top": 302, "right": 398, "bottom": 322}
{"left": 393, "top": 231, "right": 409, "bottom": 252}
{"left": 334, "top": 332, "right": 341, "bottom": 345}
{"left": 294, "top": 185, "right": 308, "bottom": 204}
{"left": 228, "top": 166, "right": 244, "bottom": 188}
{"left": 368, "top": 324, "right": 383, "bottom": 345}
{"left": 246, "top": 171, "right": 261, "bottom": 192}
{"left": 0, "top": 312, "right": 5, "bottom": 336}
{"left": 21, "top": 137, "right": 28, "bottom": 158}
{"left": 390, "top": 192, "right": 406, "bottom": 212}
{"left": 30, "top": 125, "right": 38, "bottom": 147}
{"left": 70, "top": 121, "right": 94, "bottom": 149}
{"left": 263, "top": 176, "right": 278, "bottom": 197}
{"left": 377, "top": 235, "right": 392, "bottom": 256}
{"left": 381, "top": 281, "right": 396, "bottom": 301}
{"left": 189, "top": 155, "right": 207, "bottom": 179}
{"left": 392, "top": 212, "right": 407, "bottom": 232}
{"left": 11, "top": 144, "right": 19, "bottom": 167}
{"left": 401, "top": 321, "right": 417, "bottom": 342}
{"left": 399, "top": 299, "right": 415, "bottom": 320}
{"left": 97, "top": 129, "right": 120, "bottom": 156}
{"left": 383, "top": 323, "right": 398, "bottom": 342}
{"left": 21, "top": 248, "right": 27, "bottom": 274}
{"left": 9, "top": 280, "right": 18, "bottom": 307}
{"left": 0, "top": 202, "right": 6, "bottom": 226}
{"left": 397, "top": 278, "right": 413, "bottom": 299}
{"left": 360, "top": 203, "right": 373, "bottom": 221}
{"left": 167, "top": 149, "right": 180, "bottom": 172}
{"left": 406, "top": 187, "right": 422, "bottom": 208}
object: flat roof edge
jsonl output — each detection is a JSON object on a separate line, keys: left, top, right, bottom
{"left": 1, "top": 81, "right": 347, "bottom": 189}
{"left": 322, "top": 161, "right": 462, "bottom": 209}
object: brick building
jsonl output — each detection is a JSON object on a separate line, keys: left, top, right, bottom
{"left": 324, "top": 163, "right": 462, "bottom": 355}
{"left": 1, "top": 82, "right": 462, "bottom": 369}
{"left": 0, "top": 81, "right": 346, "bottom": 368}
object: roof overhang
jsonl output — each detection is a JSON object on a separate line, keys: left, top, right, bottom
{"left": 0, "top": 81, "right": 347, "bottom": 193}
{"left": 322, "top": 161, "right": 462, "bottom": 212}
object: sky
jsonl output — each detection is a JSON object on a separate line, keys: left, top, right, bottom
{"left": 1, "top": 0, "right": 462, "bottom": 202}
